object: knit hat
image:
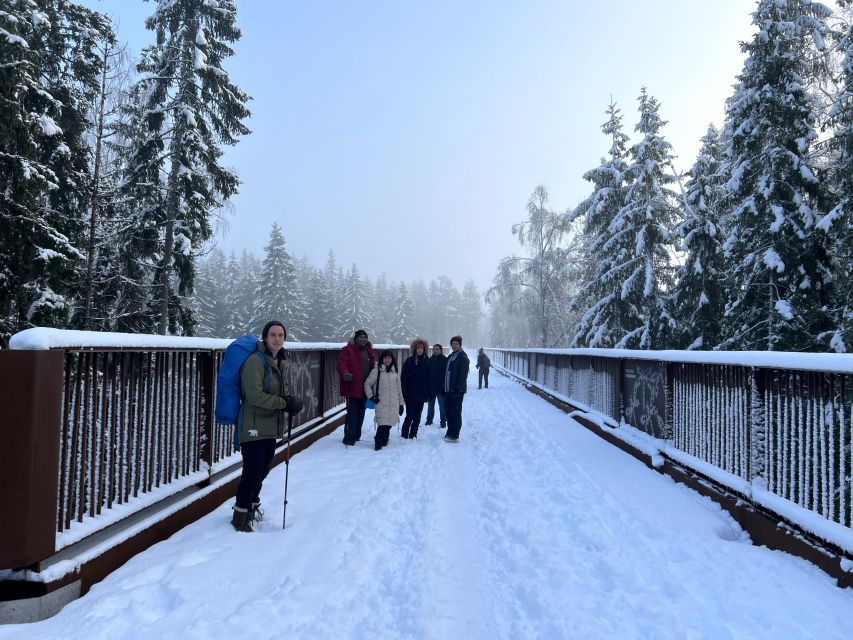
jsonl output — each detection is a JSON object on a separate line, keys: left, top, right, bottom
{"left": 353, "top": 329, "right": 368, "bottom": 340}
{"left": 262, "top": 320, "right": 287, "bottom": 341}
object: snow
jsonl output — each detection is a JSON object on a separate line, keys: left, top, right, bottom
{"left": 763, "top": 248, "right": 785, "bottom": 272}
{"left": 3, "top": 370, "right": 852, "bottom": 638}
{"left": 37, "top": 115, "right": 62, "bottom": 137}
{"left": 9, "top": 328, "right": 412, "bottom": 352}
{"left": 775, "top": 299, "right": 795, "bottom": 320}
{"left": 490, "top": 346, "right": 853, "bottom": 375}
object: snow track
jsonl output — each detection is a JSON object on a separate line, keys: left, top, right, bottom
{"left": 4, "top": 368, "right": 853, "bottom": 639}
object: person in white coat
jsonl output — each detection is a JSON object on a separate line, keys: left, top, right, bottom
{"left": 364, "top": 349, "right": 405, "bottom": 451}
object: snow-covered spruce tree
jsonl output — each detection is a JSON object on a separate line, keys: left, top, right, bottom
{"left": 579, "top": 92, "right": 678, "bottom": 349}
{"left": 817, "top": 0, "right": 853, "bottom": 352}
{"left": 389, "top": 282, "right": 416, "bottom": 344}
{"left": 336, "top": 264, "right": 372, "bottom": 340}
{"left": 0, "top": 1, "right": 112, "bottom": 344}
{"left": 371, "top": 272, "right": 393, "bottom": 342}
{"left": 721, "top": 0, "right": 834, "bottom": 351}
{"left": 251, "top": 223, "right": 297, "bottom": 334}
{"left": 224, "top": 251, "right": 258, "bottom": 337}
{"left": 118, "top": 0, "right": 250, "bottom": 335}
{"left": 671, "top": 125, "right": 729, "bottom": 349}
{"left": 460, "top": 280, "right": 484, "bottom": 346}
{"left": 569, "top": 101, "right": 633, "bottom": 348}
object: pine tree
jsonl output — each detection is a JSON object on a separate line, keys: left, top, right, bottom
{"left": 251, "top": 223, "right": 297, "bottom": 334}
{"left": 372, "top": 273, "right": 393, "bottom": 342}
{"left": 118, "top": 0, "right": 251, "bottom": 334}
{"left": 817, "top": 0, "right": 853, "bottom": 352}
{"left": 0, "top": 1, "right": 113, "bottom": 344}
{"left": 336, "top": 264, "right": 372, "bottom": 340}
{"left": 570, "top": 101, "right": 634, "bottom": 348}
{"left": 721, "top": 0, "right": 834, "bottom": 351}
{"left": 459, "top": 280, "right": 484, "bottom": 346}
{"left": 671, "top": 125, "right": 728, "bottom": 349}
{"left": 608, "top": 88, "right": 679, "bottom": 349}
{"left": 226, "top": 251, "right": 259, "bottom": 337}
{"left": 388, "top": 283, "right": 416, "bottom": 344}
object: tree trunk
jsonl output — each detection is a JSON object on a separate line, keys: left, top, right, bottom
{"left": 84, "top": 41, "right": 111, "bottom": 330}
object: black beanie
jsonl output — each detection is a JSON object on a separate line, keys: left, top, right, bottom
{"left": 353, "top": 329, "right": 368, "bottom": 340}
{"left": 262, "top": 320, "right": 287, "bottom": 341}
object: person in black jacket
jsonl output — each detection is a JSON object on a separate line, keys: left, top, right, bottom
{"left": 400, "top": 338, "right": 431, "bottom": 438}
{"left": 476, "top": 348, "right": 491, "bottom": 389}
{"left": 443, "top": 335, "right": 470, "bottom": 443}
{"left": 426, "top": 343, "right": 448, "bottom": 427}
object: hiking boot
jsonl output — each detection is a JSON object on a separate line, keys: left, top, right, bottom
{"left": 425, "top": 422, "right": 433, "bottom": 426}
{"left": 443, "top": 436, "right": 459, "bottom": 443}
{"left": 231, "top": 506, "right": 253, "bottom": 532}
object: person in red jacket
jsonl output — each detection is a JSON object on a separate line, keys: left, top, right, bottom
{"left": 338, "top": 329, "right": 376, "bottom": 446}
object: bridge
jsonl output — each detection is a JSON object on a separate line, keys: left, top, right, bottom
{"left": 0, "top": 329, "right": 851, "bottom": 637}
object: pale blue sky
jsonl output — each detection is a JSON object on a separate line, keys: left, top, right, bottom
{"left": 80, "top": 0, "right": 755, "bottom": 292}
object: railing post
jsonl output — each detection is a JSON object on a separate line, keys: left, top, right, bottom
{"left": 749, "top": 367, "right": 769, "bottom": 484}
{"left": 0, "top": 350, "right": 63, "bottom": 568}
{"left": 317, "top": 350, "right": 326, "bottom": 417}
{"left": 198, "top": 351, "right": 215, "bottom": 476}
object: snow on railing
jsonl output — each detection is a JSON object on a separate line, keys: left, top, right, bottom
{"left": 487, "top": 347, "right": 853, "bottom": 554}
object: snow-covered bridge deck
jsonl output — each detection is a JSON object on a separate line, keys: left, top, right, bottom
{"left": 2, "top": 370, "right": 852, "bottom": 639}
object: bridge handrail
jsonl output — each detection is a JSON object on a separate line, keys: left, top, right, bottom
{"left": 0, "top": 328, "right": 410, "bottom": 573}
{"left": 486, "top": 347, "right": 853, "bottom": 555}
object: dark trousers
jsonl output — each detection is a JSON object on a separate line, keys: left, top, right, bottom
{"left": 401, "top": 401, "right": 425, "bottom": 438}
{"left": 235, "top": 438, "right": 276, "bottom": 509}
{"left": 426, "top": 393, "right": 446, "bottom": 425}
{"left": 445, "top": 393, "right": 465, "bottom": 439}
{"left": 343, "top": 396, "right": 367, "bottom": 444}
{"left": 478, "top": 369, "right": 490, "bottom": 388}
{"left": 374, "top": 425, "right": 391, "bottom": 450}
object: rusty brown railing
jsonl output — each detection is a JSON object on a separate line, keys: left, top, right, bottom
{"left": 487, "top": 348, "right": 853, "bottom": 552}
{"left": 0, "top": 329, "right": 409, "bottom": 572}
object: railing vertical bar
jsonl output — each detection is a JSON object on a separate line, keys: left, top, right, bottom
{"left": 58, "top": 352, "right": 73, "bottom": 532}
{"left": 77, "top": 352, "right": 92, "bottom": 523}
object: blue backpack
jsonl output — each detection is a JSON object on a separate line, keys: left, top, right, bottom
{"left": 215, "top": 335, "right": 271, "bottom": 449}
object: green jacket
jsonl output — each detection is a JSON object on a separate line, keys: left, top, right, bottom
{"left": 238, "top": 341, "right": 290, "bottom": 444}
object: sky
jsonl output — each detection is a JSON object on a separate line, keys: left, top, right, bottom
{"left": 3, "top": 369, "right": 852, "bottom": 637}
{"left": 78, "top": 0, "right": 757, "bottom": 294}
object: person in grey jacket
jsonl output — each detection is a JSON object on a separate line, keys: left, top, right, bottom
{"left": 232, "top": 321, "right": 304, "bottom": 532}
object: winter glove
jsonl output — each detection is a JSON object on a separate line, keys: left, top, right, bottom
{"left": 399, "top": 405, "right": 404, "bottom": 416}
{"left": 342, "top": 372, "right": 353, "bottom": 382}
{"left": 284, "top": 395, "right": 304, "bottom": 415}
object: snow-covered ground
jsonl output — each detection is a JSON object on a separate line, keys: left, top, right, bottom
{"left": 3, "top": 369, "right": 852, "bottom": 639}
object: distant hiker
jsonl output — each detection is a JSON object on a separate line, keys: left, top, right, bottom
{"left": 400, "top": 338, "right": 431, "bottom": 439}
{"left": 426, "top": 343, "right": 448, "bottom": 428}
{"left": 443, "top": 335, "right": 470, "bottom": 443}
{"left": 476, "top": 348, "right": 491, "bottom": 389}
{"left": 364, "top": 350, "right": 404, "bottom": 451}
{"left": 338, "top": 329, "right": 376, "bottom": 446}
{"left": 232, "top": 321, "right": 304, "bottom": 532}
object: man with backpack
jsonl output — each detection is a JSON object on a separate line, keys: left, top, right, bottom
{"left": 230, "top": 321, "right": 303, "bottom": 532}
{"left": 338, "top": 329, "right": 375, "bottom": 446}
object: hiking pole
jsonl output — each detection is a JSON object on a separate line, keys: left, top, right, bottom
{"left": 282, "top": 412, "right": 294, "bottom": 530}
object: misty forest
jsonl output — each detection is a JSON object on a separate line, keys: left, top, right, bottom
{"left": 2, "top": 0, "right": 853, "bottom": 353}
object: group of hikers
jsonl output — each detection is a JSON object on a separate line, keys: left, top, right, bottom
{"left": 229, "top": 323, "right": 491, "bottom": 532}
